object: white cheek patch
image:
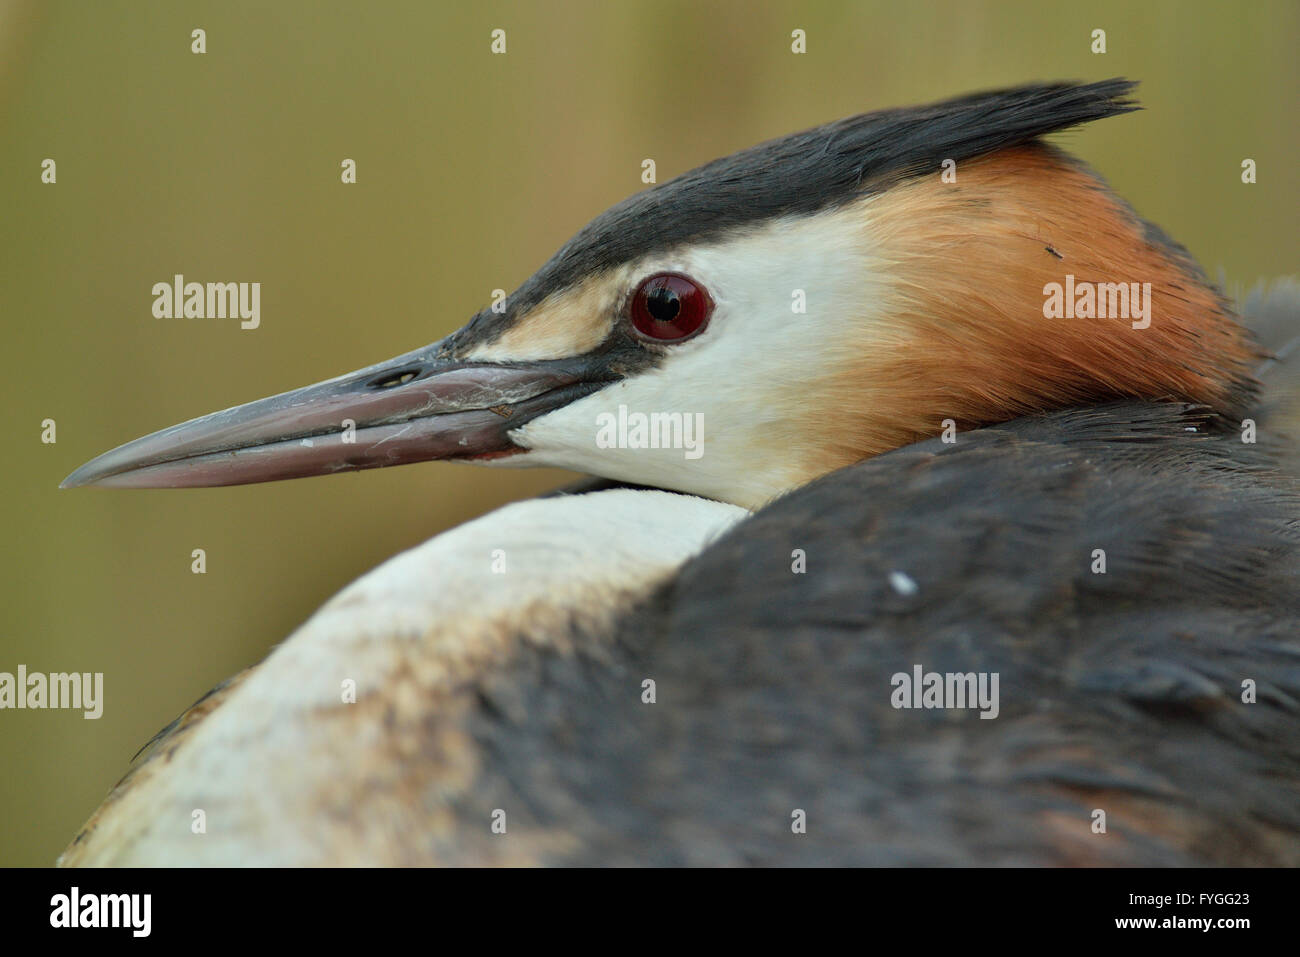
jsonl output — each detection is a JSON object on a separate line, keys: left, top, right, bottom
{"left": 496, "top": 202, "right": 885, "bottom": 506}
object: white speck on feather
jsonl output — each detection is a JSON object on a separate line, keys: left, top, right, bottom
{"left": 300, "top": 438, "right": 314, "bottom": 447}
{"left": 888, "top": 570, "right": 919, "bottom": 596}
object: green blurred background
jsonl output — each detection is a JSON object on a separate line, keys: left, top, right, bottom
{"left": 1, "top": 0, "right": 1295, "bottom": 866}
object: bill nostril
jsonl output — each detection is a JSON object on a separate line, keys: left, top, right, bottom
{"left": 369, "top": 367, "right": 423, "bottom": 389}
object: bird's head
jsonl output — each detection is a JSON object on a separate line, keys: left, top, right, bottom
{"left": 63, "top": 80, "right": 1261, "bottom": 508}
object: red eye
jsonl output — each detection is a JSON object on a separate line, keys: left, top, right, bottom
{"left": 629, "top": 272, "right": 713, "bottom": 342}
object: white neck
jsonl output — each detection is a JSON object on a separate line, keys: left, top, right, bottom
{"left": 61, "top": 489, "right": 748, "bottom": 865}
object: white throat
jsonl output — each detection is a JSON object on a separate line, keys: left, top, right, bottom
{"left": 62, "top": 489, "right": 748, "bottom": 865}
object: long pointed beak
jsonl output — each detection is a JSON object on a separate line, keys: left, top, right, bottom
{"left": 60, "top": 342, "right": 611, "bottom": 489}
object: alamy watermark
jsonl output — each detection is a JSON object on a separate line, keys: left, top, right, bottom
{"left": 1042, "top": 274, "right": 1151, "bottom": 329}
{"left": 595, "top": 404, "right": 704, "bottom": 459}
{"left": 50, "top": 887, "right": 150, "bottom": 937}
{"left": 890, "top": 664, "right": 999, "bottom": 719}
{"left": 0, "top": 665, "right": 103, "bottom": 719}
{"left": 152, "top": 274, "right": 260, "bottom": 329}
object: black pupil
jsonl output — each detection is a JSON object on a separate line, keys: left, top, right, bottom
{"left": 646, "top": 285, "right": 681, "bottom": 322}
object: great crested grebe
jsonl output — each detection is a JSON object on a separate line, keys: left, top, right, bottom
{"left": 59, "top": 80, "right": 1300, "bottom": 865}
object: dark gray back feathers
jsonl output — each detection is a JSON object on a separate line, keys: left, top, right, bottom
{"left": 461, "top": 402, "right": 1300, "bottom": 864}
